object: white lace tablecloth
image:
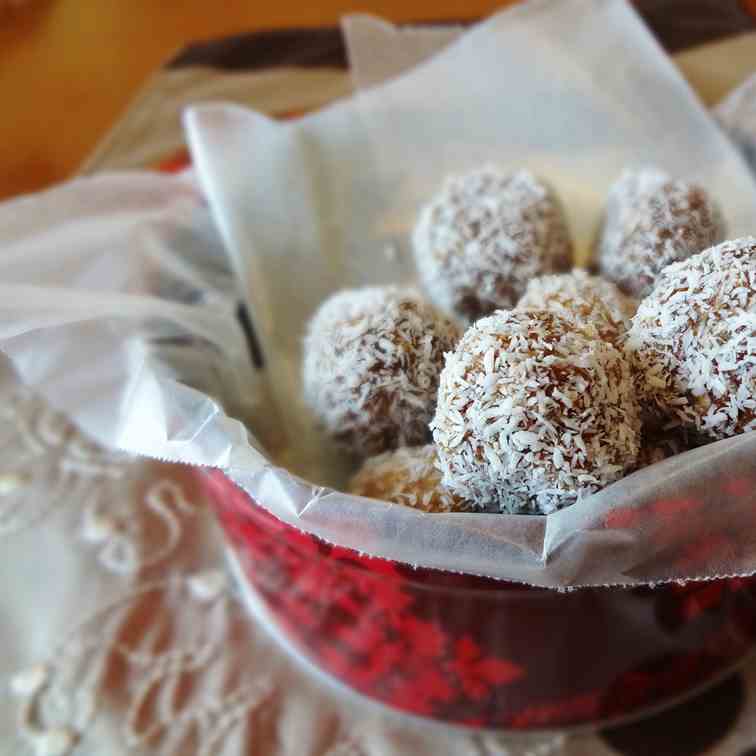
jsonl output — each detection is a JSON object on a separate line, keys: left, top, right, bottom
{"left": 0, "top": 365, "right": 580, "bottom": 756}
{"left": 4, "top": 361, "right": 756, "bottom": 756}
{"left": 4, "top": 20, "right": 756, "bottom": 756}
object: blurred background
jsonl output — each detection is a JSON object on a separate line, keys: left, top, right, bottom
{"left": 0, "top": 0, "right": 511, "bottom": 202}
{"left": 1, "top": 0, "right": 755, "bottom": 202}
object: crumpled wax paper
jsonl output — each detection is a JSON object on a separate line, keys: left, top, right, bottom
{"left": 2, "top": 0, "right": 756, "bottom": 587}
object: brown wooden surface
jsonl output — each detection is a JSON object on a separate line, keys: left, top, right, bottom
{"left": 1, "top": 0, "right": 754, "bottom": 202}
{"left": 0, "top": 1, "right": 508, "bottom": 201}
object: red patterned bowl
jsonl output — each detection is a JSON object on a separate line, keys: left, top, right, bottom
{"left": 200, "top": 469, "right": 756, "bottom": 731}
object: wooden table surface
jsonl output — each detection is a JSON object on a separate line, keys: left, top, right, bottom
{"left": 0, "top": 0, "right": 510, "bottom": 202}
{"left": 2, "top": 0, "right": 755, "bottom": 203}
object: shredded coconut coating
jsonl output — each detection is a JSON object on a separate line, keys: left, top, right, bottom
{"left": 516, "top": 269, "right": 637, "bottom": 346}
{"left": 303, "top": 286, "right": 460, "bottom": 457}
{"left": 626, "top": 237, "right": 756, "bottom": 440}
{"left": 597, "top": 168, "right": 725, "bottom": 299}
{"left": 412, "top": 168, "right": 573, "bottom": 323}
{"left": 348, "top": 444, "right": 469, "bottom": 513}
{"left": 432, "top": 310, "right": 641, "bottom": 514}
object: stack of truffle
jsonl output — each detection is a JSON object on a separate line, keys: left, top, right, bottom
{"left": 303, "top": 166, "right": 754, "bottom": 515}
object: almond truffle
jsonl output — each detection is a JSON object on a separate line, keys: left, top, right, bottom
{"left": 348, "top": 444, "right": 469, "bottom": 513}
{"left": 432, "top": 309, "right": 641, "bottom": 514}
{"left": 413, "top": 168, "right": 572, "bottom": 323}
{"left": 516, "top": 269, "right": 637, "bottom": 346}
{"left": 626, "top": 237, "right": 756, "bottom": 440}
{"left": 597, "top": 168, "right": 725, "bottom": 298}
{"left": 303, "top": 286, "right": 459, "bottom": 457}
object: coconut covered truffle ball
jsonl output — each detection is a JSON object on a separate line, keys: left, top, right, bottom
{"left": 626, "top": 237, "right": 756, "bottom": 440}
{"left": 516, "top": 269, "right": 637, "bottom": 346}
{"left": 432, "top": 309, "right": 641, "bottom": 514}
{"left": 597, "top": 168, "right": 725, "bottom": 299}
{"left": 303, "top": 286, "right": 459, "bottom": 457}
{"left": 412, "top": 168, "right": 572, "bottom": 323}
{"left": 348, "top": 444, "right": 469, "bottom": 513}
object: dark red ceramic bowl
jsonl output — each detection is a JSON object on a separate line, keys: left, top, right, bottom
{"left": 200, "top": 469, "right": 756, "bottom": 731}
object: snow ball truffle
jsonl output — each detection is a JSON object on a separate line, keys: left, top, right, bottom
{"left": 412, "top": 168, "right": 572, "bottom": 323}
{"left": 303, "top": 286, "right": 460, "bottom": 457}
{"left": 348, "top": 444, "right": 469, "bottom": 513}
{"left": 597, "top": 168, "right": 725, "bottom": 299}
{"left": 626, "top": 237, "right": 756, "bottom": 440}
{"left": 432, "top": 309, "right": 641, "bottom": 514}
{"left": 516, "top": 269, "right": 637, "bottom": 346}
